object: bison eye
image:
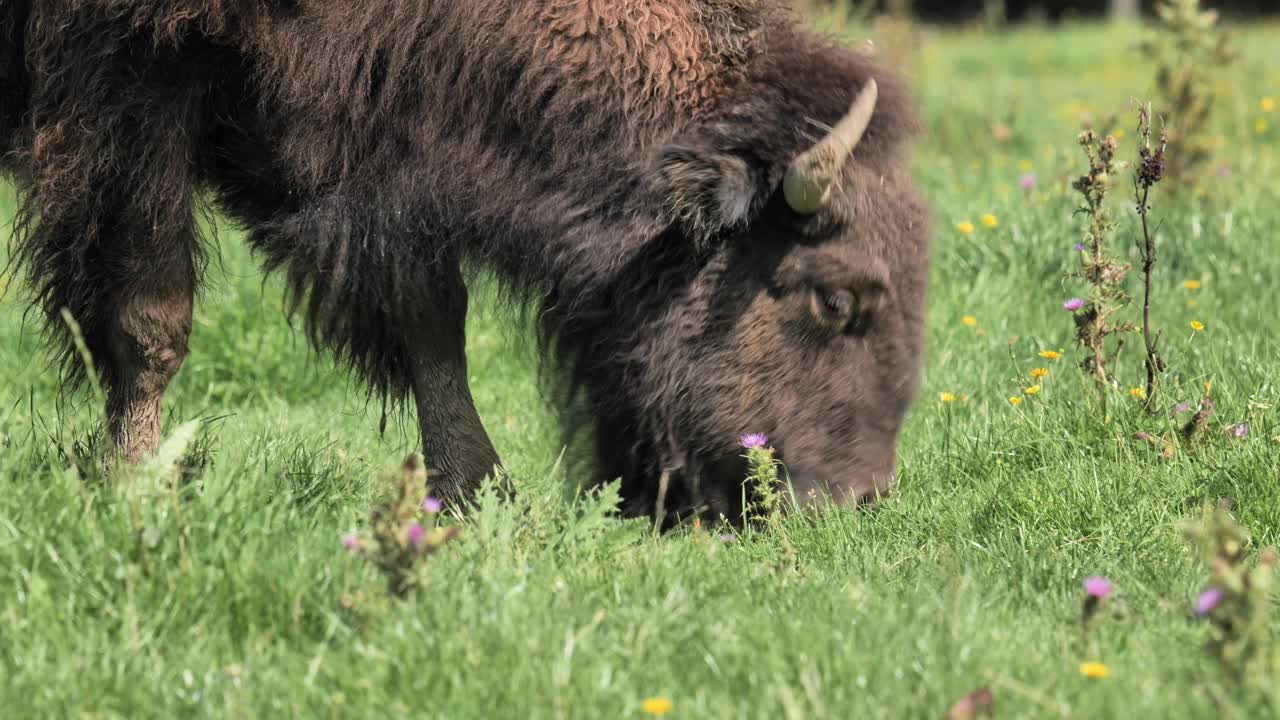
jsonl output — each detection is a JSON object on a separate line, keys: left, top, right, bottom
{"left": 808, "top": 286, "right": 857, "bottom": 332}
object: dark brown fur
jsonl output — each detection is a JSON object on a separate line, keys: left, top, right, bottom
{"left": 2, "top": 0, "right": 929, "bottom": 521}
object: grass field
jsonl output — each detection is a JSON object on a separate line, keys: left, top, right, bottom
{"left": 3, "top": 20, "right": 1280, "bottom": 719}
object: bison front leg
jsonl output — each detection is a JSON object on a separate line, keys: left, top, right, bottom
{"left": 409, "top": 257, "right": 501, "bottom": 505}
{"left": 104, "top": 271, "right": 194, "bottom": 464}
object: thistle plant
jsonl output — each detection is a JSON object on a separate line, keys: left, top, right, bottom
{"left": 1140, "top": 0, "right": 1237, "bottom": 189}
{"left": 1078, "top": 575, "right": 1115, "bottom": 679}
{"left": 1070, "top": 129, "right": 1134, "bottom": 412}
{"left": 1134, "top": 386, "right": 1215, "bottom": 460}
{"left": 1181, "top": 391, "right": 1215, "bottom": 445}
{"left": 1185, "top": 505, "right": 1277, "bottom": 685}
{"left": 342, "top": 454, "right": 458, "bottom": 597}
{"left": 739, "top": 433, "right": 784, "bottom": 527}
{"left": 1081, "top": 575, "right": 1114, "bottom": 634}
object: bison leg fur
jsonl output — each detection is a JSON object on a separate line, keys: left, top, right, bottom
{"left": 409, "top": 258, "right": 501, "bottom": 505}
{"left": 104, "top": 271, "right": 194, "bottom": 465}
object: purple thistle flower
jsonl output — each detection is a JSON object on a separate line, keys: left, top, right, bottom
{"left": 1020, "top": 173, "right": 1037, "bottom": 190}
{"left": 1174, "top": 402, "right": 1191, "bottom": 414}
{"left": 1196, "top": 587, "right": 1223, "bottom": 616}
{"left": 1084, "top": 576, "right": 1113, "bottom": 599}
{"left": 1073, "top": 242, "right": 1086, "bottom": 252}
{"left": 422, "top": 496, "right": 443, "bottom": 514}
{"left": 738, "top": 433, "right": 768, "bottom": 450}
{"left": 1063, "top": 297, "right": 1085, "bottom": 312}
{"left": 1232, "top": 423, "right": 1250, "bottom": 439}
{"left": 341, "top": 533, "right": 362, "bottom": 553}
{"left": 407, "top": 522, "right": 426, "bottom": 549}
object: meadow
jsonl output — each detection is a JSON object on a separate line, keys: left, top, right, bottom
{"left": 2, "top": 18, "right": 1279, "bottom": 719}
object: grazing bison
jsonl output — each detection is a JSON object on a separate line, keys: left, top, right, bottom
{"left": 1, "top": 0, "right": 930, "bottom": 521}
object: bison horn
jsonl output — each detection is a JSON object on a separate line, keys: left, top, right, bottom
{"left": 783, "top": 79, "right": 878, "bottom": 215}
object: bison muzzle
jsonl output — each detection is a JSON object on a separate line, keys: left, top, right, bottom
{"left": 1, "top": 0, "right": 930, "bottom": 522}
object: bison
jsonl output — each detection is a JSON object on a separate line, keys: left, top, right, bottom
{"left": 1, "top": 0, "right": 930, "bottom": 521}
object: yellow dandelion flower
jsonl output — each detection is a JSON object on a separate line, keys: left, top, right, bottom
{"left": 1129, "top": 387, "right": 1146, "bottom": 400}
{"left": 957, "top": 221, "right": 975, "bottom": 236}
{"left": 1205, "top": 381, "right": 1213, "bottom": 393}
{"left": 1190, "top": 320, "right": 1205, "bottom": 332}
{"left": 1112, "top": 128, "right": 1126, "bottom": 140}
{"left": 1009, "top": 396, "right": 1023, "bottom": 406}
{"left": 1257, "top": 118, "right": 1269, "bottom": 135}
{"left": 962, "top": 315, "right": 978, "bottom": 328}
{"left": 1263, "top": 97, "right": 1276, "bottom": 113}
{"left": 1024, "top": 385, "right": 1042, "bottom": 396}
{"left": 1039, "top": 350, "right": 1063, "bottom": 360}
{"left": 1018, "top": 159, "right": 1034, "bottom": 172}
{"left": 641, "top": 697, "right": 674, "bottom": 716}
{"left": 1029, "top": 367, "right": 1049, "bottom": 380}
{"left": 1079, "top": 662, "right": 1110, "bottom": 679}
{"left": 939, "top": 392, "right": 957, "bottom": 404}
{"left": 980, "top": 213, "right": 998, "bottom": 229}
{"left": 1183, "top": 279, "right": 1202, "bottom": 291}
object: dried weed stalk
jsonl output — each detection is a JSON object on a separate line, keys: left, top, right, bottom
{"left": 1133, "top": 102, "right": 1169, "bottom": 409}
{"left": 1071, "top": 130, "right": 1134, "bottom": 413}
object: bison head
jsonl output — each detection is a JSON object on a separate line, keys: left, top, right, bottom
{"left": 568, "top": 65, "right": 928, "bottom": 523}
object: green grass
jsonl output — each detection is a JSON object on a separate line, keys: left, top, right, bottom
{"left": 4, "top": 21, "right": 1280, "bottom": 719}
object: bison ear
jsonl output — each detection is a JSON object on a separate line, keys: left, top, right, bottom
{"left": 654, "top": 142, "right": 764, "bottom": 249}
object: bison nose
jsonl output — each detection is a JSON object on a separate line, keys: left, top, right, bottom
{"left": 786, "top": 469, "right": 895, "bottom": 508}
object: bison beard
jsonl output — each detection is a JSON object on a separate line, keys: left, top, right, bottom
{"left": 2, "top": 0, "right": 930, "bottom": 523}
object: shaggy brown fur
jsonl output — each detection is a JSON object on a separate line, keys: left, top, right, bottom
{"left": 2, "top": 0, "right": 930, "bottom": 521}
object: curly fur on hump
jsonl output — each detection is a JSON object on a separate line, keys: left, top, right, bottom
{"left": 2, "top": 1, "right": 923, "bottom": 507}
